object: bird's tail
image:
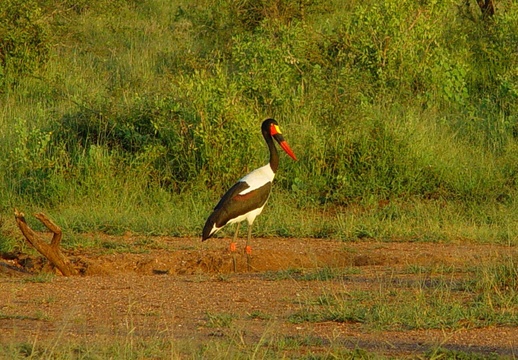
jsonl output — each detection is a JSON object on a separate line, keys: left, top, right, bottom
{"left": 202, "top": 215, "right": 217, "bottom": 241}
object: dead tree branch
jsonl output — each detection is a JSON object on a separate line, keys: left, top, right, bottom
{"left": 477, "top": 0, "right": 495, "bottom": 17}
{"left": 14, "top": 209, "right": 77, "bottom": 276}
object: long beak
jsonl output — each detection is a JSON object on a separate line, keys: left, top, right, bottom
{"left": 279, "top": 140, "right": 297, "bottom": 161}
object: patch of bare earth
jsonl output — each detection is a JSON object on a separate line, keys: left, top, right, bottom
{"left": 0, "top": 237, "right": 517, "bottom": 358}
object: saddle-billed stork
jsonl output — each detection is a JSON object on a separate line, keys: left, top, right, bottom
{"left": 202, "top": 118, "right": 297, "bottom": 269}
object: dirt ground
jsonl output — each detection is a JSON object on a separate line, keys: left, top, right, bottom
{"left": 0, "top": 235, "right": 517, "bottom": 358}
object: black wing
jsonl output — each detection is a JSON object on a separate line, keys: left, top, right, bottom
{"left": 202, "top": 181, "right": 272, "bottom": 241}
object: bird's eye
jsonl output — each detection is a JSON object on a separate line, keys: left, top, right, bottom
{"left": 270, "top": 124, "right": 281, "bottom": 136}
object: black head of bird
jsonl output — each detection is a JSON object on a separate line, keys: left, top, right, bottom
{"left": 262, "top": 118, "right": 297, "bottom": 163}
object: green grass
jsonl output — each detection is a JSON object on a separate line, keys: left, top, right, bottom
{"left": 0, "top": 337, "right": 384, "bottom": 360}
{"left": 263, "top": 267, "right": 361, "bottom": 281}
{"left": 1, "top": 0, "right": 518, "bottom": 245}
{"left": 0, "top": 312, "right": 49, "bottom": 321}
{"left": 1, "top": 337, "right": 509, "bottom": 360}
{"left": 247, "top": 310, "right": 272, "bottom": 320}
{"left": 21, "top": 273, "right": 55, "bottom": 283}
{"left": 289, "top": 256, "right": 518, "bottom": 331}
{"left": 204, "top": 312, "right": 236, "bottom": 329}
{"left": 2, "top": 188, "right": 518, "bottom": 255}
{"left": 425, "top": 348, "right": 503, "bottom": 360}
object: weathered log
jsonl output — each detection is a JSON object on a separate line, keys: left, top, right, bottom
{"left": 14, "top": 209, "right": 77, "bottom": 276}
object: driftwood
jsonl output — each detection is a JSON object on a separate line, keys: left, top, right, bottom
{"left": 14, "top": 209, "right": 77, "bottom": 276}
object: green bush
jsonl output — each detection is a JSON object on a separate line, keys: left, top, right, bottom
{"left": 3, "top": 0, "right": 518, "bottom": 238}
{"left": 0, "top": 0, "right": 50, "bottom": 89}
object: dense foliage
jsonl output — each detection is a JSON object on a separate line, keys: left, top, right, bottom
{"left": 0, "top": 0, "right": 50, "bottom": 88}
{"left": 1, "top": 0, "right": 518, "bottom": 239}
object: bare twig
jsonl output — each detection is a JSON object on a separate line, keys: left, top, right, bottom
{"left": 477, "top": 0, "right": 495, "bottom": 17}
{"left": 14, "top": 209, "right": 77, "bottom": 276}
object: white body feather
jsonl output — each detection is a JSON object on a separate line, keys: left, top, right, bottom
{"left": 239, "top": 164, "right": 275, "bottom": 194}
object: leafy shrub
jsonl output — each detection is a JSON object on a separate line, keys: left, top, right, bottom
{"left": 6, "top": 117, "right": 64, "bottom": 204}
{"left": 0, "top": 0, "right": 50, "bottom": 89}
{"left": 230, "top": 24, "right": 304, "bottom": 108}
{"left": 4, "top": 0, "right": 518, "bottom": 215}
